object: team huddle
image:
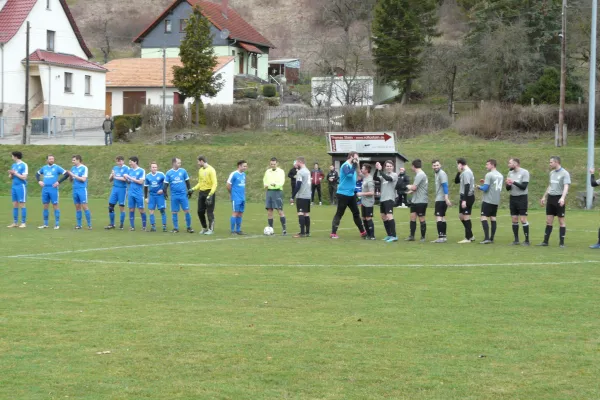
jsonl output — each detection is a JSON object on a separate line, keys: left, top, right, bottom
{"left": 6, "top": 149, "right": 600, "bottom": 248}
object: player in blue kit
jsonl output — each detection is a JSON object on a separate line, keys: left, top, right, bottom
{"left": 105, "top": 155, "right": 129, "bottom": 230}
{"left": 227, "top": 160, "right": 248, "bottom": 235}
{"left": 7, "top": 151, "right": 29, "bottom": 228}
{"left": 164, "top": 157, "right": 194, "bottom": 233}
{"left": 66, "top": 155, "right": 92, "bottom": 229}
{"left": 35, "top": 155, "right": 68, "bottom": 229}
{"left": 144, "top": 161, "right": 167, "bottom": 232}
{"left": 123, "top": 156, "right": 147, "bottom": 231}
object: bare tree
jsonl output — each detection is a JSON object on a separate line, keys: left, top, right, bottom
{"left": 89, "top": 4, "right": 114, "bottom": 63}
{"left": 421, "top": 43, "right": 466, "bottom": 114}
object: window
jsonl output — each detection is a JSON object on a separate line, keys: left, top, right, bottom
{"left": 179, "top": 19, "right": 187, "bottom": 32}
{"left": 165, "top": 19, "right": 172, "bottom": 33}
{"left": 85, "top": 75, "right": 91, "bottom": 95}
{"left": 251, "top": 53, "right": 258, "bottom": 69}
{"left": 46, "top": 0, "right": 51, "bottom": 9}
{"left": 64, "top": 72, "right": 72, "bottom": 93}
{"left": 47, "top": 30, "right": 55, "bottom": 52}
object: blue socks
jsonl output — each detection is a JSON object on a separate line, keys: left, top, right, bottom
{"left": 160, "top": 209, "right": 166, "bottom": 226}
{"left": 129, "top": 211, "right": 135, "bottom": 228}
{"left": 54, "top": 209, "right": 60, "bottom": 226}
{"left": 120, "top": 211, "right": 125, "bottom": 226}
{"left": 150, "top": 214, "right": 156, "bottom": 226}
{"left": 172, "top": 214, "right": 179, "bottom": 230}
{"left": 230, "top": 216, "right": 236, "bottom": 232}
{"left": 76, "top": 210, "right": 82, "bottom": 226}
{"left": 21, "top": 207, "right": 26, "bottom": 223}
{"left": 109, "top": 209, "right": 115, "bottom": 225}
{"left": 235, "top": 216, "right": 242, "bottom": 232}
{"left": 84, "top": 209, "right": 91, "bottom": 227}
{"left": 185, "top": 213, "right": 192, "bottom": 228}
{"left": 141, "top": 212, "right": 147, "bottom": 228}
{"left": 13, "top": 208, "right": 18, "bottom": 223}
{"left": 43, "top": 209, "right": 49, "bottom": 226}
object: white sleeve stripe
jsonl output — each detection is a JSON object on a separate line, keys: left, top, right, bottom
{"left": 82, "top": 166, "right": 88, "bottom": 178}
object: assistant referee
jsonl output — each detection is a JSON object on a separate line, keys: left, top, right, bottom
{"left": 189, "top": 155, "right": 217, "bottom": 234}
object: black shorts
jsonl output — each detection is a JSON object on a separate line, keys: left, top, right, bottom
{"left": 459, "top": 195, "right": 475, "bottom": 215}
{"left": 361, "top": 205, "right": 374, "bottom": 219}
{"left": 410, "top": 203, "right": 428, "bottom": 217}
{"left": 546, "top": 195, "right": 566, "bottom": 217}
{"left": 434, "top": 201, "right": 447, "bottom": 217}
{"left": 379, "top": 200, "right": 395, "bottom": 215}
{"left": 480, "top": 202, "right": 498, "bottom": 217}
{"left": 296, "top": 198, "right": 311, "bottom": 213}
{"left": 509, "top": 195, "right": 528, "bottom": 216}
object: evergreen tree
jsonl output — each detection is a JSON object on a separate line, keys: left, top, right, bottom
{"left": 372, "top": 0, "right": 439, "bottom": 104}
{"left": 172, "top": 6, "right": 223, "bottom": 101}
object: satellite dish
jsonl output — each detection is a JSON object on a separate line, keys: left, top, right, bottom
{"left": 220, "top": 29, "right": 230, "bottom": 40}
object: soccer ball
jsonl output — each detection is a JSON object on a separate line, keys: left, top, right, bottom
{"left": 263, "top": 226, "right": 274, "bottom": 236}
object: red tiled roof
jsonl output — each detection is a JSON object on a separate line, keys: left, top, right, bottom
{"left": 104, "top": 56, "right": 233, "bottom": 87}
{"left": 0, "top": 0, "right": 92, "bottom": 58}
{"left": 133, "top": 0, "right": 274, "bottom": 48}
{"left": 239, "top": 42, "right": 263, "bottom": 54}
{"left": 25, "top": 50, "right": 106, "bottom": 72}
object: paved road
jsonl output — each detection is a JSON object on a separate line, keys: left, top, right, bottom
{"left": 0, "top": 130, "right": 107, "bottom": 146}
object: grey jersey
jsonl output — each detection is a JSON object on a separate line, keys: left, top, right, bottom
{"left": 549, "top": 168, "right": 571, "bottom": 196}
{"left": 378, "top": 171, "right": 398, "bottom": 202}
{"left": 412, "top": 170, "right": 429, "bottom": 204}
{"left": 434, "top": 169, "right": 448, "bottom": 202}
{"left": 508, "top": 168, "right": 530, "bottom": 196}
{"left": 460, "top": 168, "right": 475, "bottom": 196}
{"left": 295, "top": 167, "right": 312, "bottom": 199}
{"left": 361, "top": 175, "right": 375, "bottom": 207}
{"left": 482, "top": 170, "right": 503, "bottom": 205}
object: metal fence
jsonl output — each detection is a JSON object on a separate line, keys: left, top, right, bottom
{"left": 0, "top": 116, "right": 106, "bottom": 138}
{"left": 264, "top": 106, "right": 346, "bottom": 132}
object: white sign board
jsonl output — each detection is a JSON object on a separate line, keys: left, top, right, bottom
{"left": 327, "top": 132, "right": 396, "bottom": 154}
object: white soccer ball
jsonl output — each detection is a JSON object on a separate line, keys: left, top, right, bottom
{"left": 263, "top": 226, "right": 274, "bottom": 236}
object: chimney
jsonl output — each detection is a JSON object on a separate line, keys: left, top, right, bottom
{"left": 221, "top": 0, "right": 228, "bottom": 19}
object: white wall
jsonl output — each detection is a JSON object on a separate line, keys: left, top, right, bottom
{"left": 38, "top": 65, "right": 105, "bottom": 112}
{"left": 1, "top": 0, "right": 100, "bottom": 110}
{"left": 201, "top": 60, "right": 233, "bottom": 105}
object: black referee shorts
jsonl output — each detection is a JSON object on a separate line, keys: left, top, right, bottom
{"left": 509, "top": 195, "right": 528, "bottom": 216}
{"left": 434, "top": 201, "right": 447, "bottom": 217}
{"left": 459, "top": 195, "right": 475, "bottom": 215}
{"left": 546, "top": 195, "right": 566, "bottom": 217}
{"left": 480, "top": 202, "right": 498, "bottom": 217}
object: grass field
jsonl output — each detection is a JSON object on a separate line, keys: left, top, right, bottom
{"left": 1, "top": 197, "right": 600, "bottom": 399}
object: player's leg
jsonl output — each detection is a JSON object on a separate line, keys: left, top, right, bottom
{"left": 558, "top": 215, "right": 566, "bottom": 247}
{"left": 347, "top": 197, "right": 366, "bottom": 236}
{"left": 197, "top": 191, "right": 208, "bottom": 232}
{"left": 138, "top": 197, "right": 147, "bottom": 230}
{"left": 419, "top": 207, "right": 427, "bottom": 241}
{"left": 541, "top": 214, "right": 555, "bottom": 245}
{"left": 9, "top": 186, "right": 19, "bottom": 227}
{"left": 118, "top": 189, "right": 126, "bottom": 229}
{"left": 361, "top": 205, "right": 370, "bottom": 238}
{"left": 108, "top": 189, "right": 117, "bottom": 228}
{"left": 148, "top": 196, "right": 156, "bottom": 229}
{"left": 385, "top": 209, "right": 397, "bottom": 242}
{"left": 510, "top": 198, "right": 519, "bottom": 243}
{"left": 206, "top": 193, "right": 216, "bottom": 233}
{"left": 40, "top": 190, "right": 50, "bottom": 228}
{"left": 230, "top": 201, "right": 237, "bottom": 233}
{"left": 19, "top": 184, "right": 27, "bottom": 226}
{"left": 52, "top": 203, "right": 60, "bottom": 228}
{"left": 331, "top": 195, "right": 350, "bottom": 237}
{"left": 181, "top": 197, "right": 193, "bottom": 232}
{"left": 277, "top": 208, "right": 287, "bottom": 234}
{"left": 171, "top": 198, "right": 180, "bottom": 232}
{"left": 408, "top": 207, "right": 417, "bottom": 241}
{"left": 304, "top": 211, "right": 311, "bottom": 235}
{"left": 82, "top": 202, "right": 92, "bottom": 229}
{"left": 520, "top": 215, "right": 530, "bottom": 244}
{"left": 235, "top": 202, "right": 245, "bottom": 233}
{"left": 490, "top": 214, "right": 497, "bottom": 242}
{"left": 158, "top": 196, "right": 167, "bottom": 231}
{"left": 128, "top": 194, "right": 136, "bottom": 230}
{"left": 267, "top": 208, "right": 274, "bottom": 228}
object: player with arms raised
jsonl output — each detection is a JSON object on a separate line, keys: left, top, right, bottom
{"left": 432, "top": 160, "right": 451, "bottom": 243}
{"left": 476, "top": 159, "right": 503, "bottom": 244}
{"left": 374, "top": 160, "right": 399, "bottom": 242}
{"left": 105, "top": 156, "right": 129, "bottom": 230}
{"left": 36, "top": 155, "right": 68, "bottom": 229}
{"left": 144, "top": 161, "right": 167, "bottom": 232}
{"left": 7, "top": 151, "right": 28, "bottom": 228}
{"left": 164, "top": 158, "right": 194, "bottom": 233}
{"left": 227, "top": 160, "right": 248, "bottom": 235}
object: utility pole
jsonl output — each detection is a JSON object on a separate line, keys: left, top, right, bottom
{"left": 558, "top": 0, "right": 567, "bottom": 147}
{"left": 586, "top": 0, "right": 597, "bottom": 210}
{"left": 162, "top": 45, "right": 166, "bottom": 145}
{"left": 23, "top": 21, "right": 30, "bottom": 145}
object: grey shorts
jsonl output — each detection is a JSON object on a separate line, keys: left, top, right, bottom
{"left": 265, "top": 190, "right": 284, "bottom": 210}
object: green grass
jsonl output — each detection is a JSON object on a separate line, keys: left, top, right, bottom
{"left": 1, "top": 198, "right": 600, "bottom": 399}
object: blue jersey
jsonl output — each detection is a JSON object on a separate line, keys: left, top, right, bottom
{"left": 112, "top": 165, "right": 129, "bottom": 188}
{"left": 227, "top": 171, "right": 246, "bottom": 202}
{"left": 127, "top": 167, "right": 145, "bottom": 197}
{"left": 11, "top": 161, "right": 28, "bottom": 186}
{"left": 38, "top": 164, "right": 66, "bottom": 187}
{"left": 70, "top": 165, "right": 88, "bottom": 190}
{"left": 337, "top": 161, "right": 358, "bottom": 196}
{"left": 145, "top": 172, "right": 166, "bottom": 196}
{"left": 165, "top": 168, "right": 190, "bottom": 196}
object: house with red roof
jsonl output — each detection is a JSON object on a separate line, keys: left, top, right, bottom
{"left": 133, "top": 0, "right": 275, "bottom": 82}
{"left": 0, "top": 0, "right": 106, "bottom": 124}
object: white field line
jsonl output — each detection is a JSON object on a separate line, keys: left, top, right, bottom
{"left": 15, "top": 257, "right": 600, "bottom": 269}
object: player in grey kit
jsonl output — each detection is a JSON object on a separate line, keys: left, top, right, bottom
{"left": 476, "top": 159, "right": 503, "bottom": 244}
{"left": 374, "top": 160, "right": 399, "bottom": 242}
{"left": 538, "top": 156, "right": 570, "bottom": 247}
{"left": 432, "top": 160, "right": 452, "bottom": 243}
{"left": 405, "top": 159, "right": 429, "bottom": 242}
{"left": 292, "top": 157, "right": 313, "bottom": 238}
{"left": 357, "top": 164, "right": 376, "bottom": 240}
{"left": 506, "top": 158, "right": 531, "bottom": 245}
{"left": 455, "top": 158, "right": 476, "bottom": 244}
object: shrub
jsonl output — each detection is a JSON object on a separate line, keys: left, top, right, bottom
{"left": 141, "top": 106, "right": 161, "bottom": 128}
{"left": 114, "top": 118, "right": 130, "bottom": 142}
{"left": 113, "top": 114, "right": 141, "bottom": 140}
{"left": 189, "top": 100, "right": 206, "bottom": 125}
{"left": 519, "top": 67, "right": 584, "bottom": 105}
{"left": 234, "top": 89, "right": 245, "bottom": 100}
{"left": 262, "top": 84, "right": 277, "bottom": 98}
{"left": 244, "top": 88, "right": 258, "bottom": 99}
{"left": 205, "top": 103, "right": 266, "bottom": 131}
{"left": 263, "top": 97, "right": 280, "bottom": 107}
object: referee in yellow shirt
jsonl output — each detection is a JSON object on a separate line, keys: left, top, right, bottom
{"left": 189, "top": 155, "right": 217, "bottom": 234}
{"left": 263, "top": 157, "right": 287, "bottom": 235}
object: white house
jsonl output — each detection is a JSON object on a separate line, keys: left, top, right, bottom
{"left": 311, "top": 76, "right": 399, "bottom": 107}
{"left": 0, "top": 0, "right": 107, "bottom": 125}
{"left": 104, "top": 56, "right": 235, "bottom": 116}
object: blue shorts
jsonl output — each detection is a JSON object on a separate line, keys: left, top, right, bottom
{"left": 73, "top": 189, "right": 88, "bottom": 205}
{"left": 42, "top": 187, "right": 59, "bottom": 205}
{"left": 109, "top": 187, "right": 127, "bottom": 206}
{"left": 171, "top": 195, "right": 189, "bottom": 212}
{"left": 148, "top": 195, "right": 166, "bottom": 210}
{"left": 232, "top": 200, "right": 245, "bottom": 213}
{"left": 11, "top": 184, "right": 27, "bottom": 203}
{"left": 128, "top": 194, "right": 144, "bottom": 209}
